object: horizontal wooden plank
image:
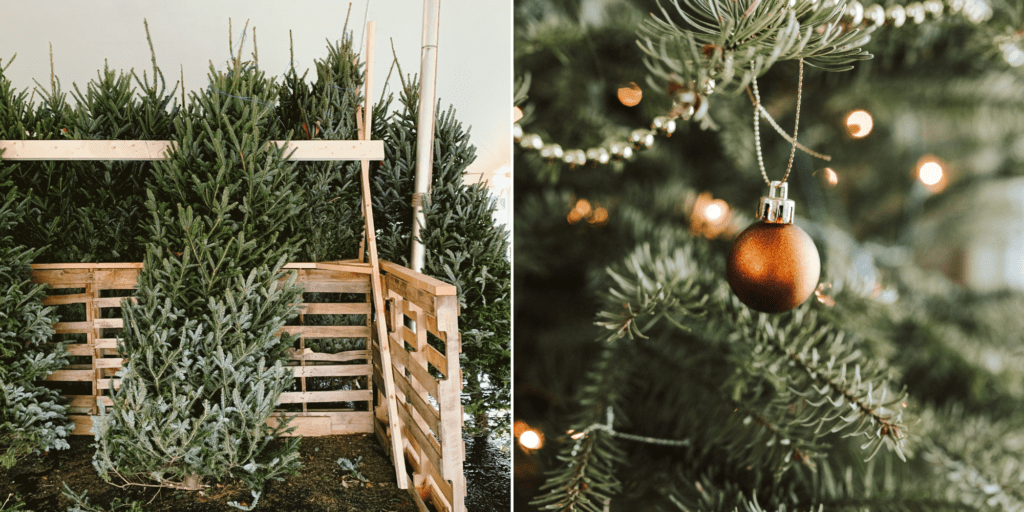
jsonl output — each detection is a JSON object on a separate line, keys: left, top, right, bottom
{"left": 298, "top": 302, "right": 371, "bottom": 315}
{"left": 96, "top": 378, "right": 120, "bottom": 390}
{"left": 42, "top": 293, "right": 90, "bottom": 306}
{"left": 267, "top": 414, "right": 332, "bottom": 436}
{"left": 33, "top": 268, "right": 141, "bottom": 289}
{"left": 290, "top": 349, "right": 370, "bottom": 363}
{"left": 94, "top": 318, "right": 123, "bottom": 329}
{"left": 96, "top": 297, "right": 134, "bottom": 308}
{"left": 278, "top": 389, "right": 372, "bottom": 403}
{"left": 0, "top": 140, "right": 384, "bottom": 161}
{"left": 94, "top": 358, "right": 124, "bottom": 369}
{"left": 268, "top": 411, "right": 374, "bottom": 436}
{"left": 279, "top": 325, "right": 370, "bottom": 339}
{"left": 68, "top": 395, "right": 112, "bottom": 410}
{"left": 66, "top": 344, "right": 95, "bottom": 356}
{"left": 290, "top": 364, "right": 371, "bottom": 378}
{"left": 380, "top": 261, "right": 457, "bottom": 296}
{"left": 53, "top": 322, "right": 92, "bottom": 334}
{"left": 316, "top": 262, "right": 373, "bottom": 274}
{"left": 46, "top": 370, "right": 93, "bottom": 382}
{"left": 274, "top": 140, "right": 384, "bottom": 161}
{"left": 32, "top": 263, "right": 144, "bottom": 270}
{"left": 95, "top": 339, "right": 119, "bottom": 349}
{"left": 385, "top": 275, "right": 438, "bottom": 318}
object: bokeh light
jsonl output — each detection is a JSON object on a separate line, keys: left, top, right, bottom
{"left": 824, "top": 168, "right": 838, "bottom": 186}
{"left": 519, "top": 430, "right": 542, "bottom": 450}
{"left": 705, "top": 202, "right": 724, "bottom": 221}
{"left": 845, "top": 110, "right": 873, "bottom": 138}
{"left": 918, "top": 161, "right": 943, "bottom": 186}
{"left": 617, "top": 82, "right": 642, "bottom": 107}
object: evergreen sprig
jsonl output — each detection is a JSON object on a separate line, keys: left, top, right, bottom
{"left": 638, "top": 0, "right": 873, "bottom": 97}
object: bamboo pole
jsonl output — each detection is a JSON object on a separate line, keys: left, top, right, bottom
{"left": 410, "top": 0, "right": 441, "bottom": 274}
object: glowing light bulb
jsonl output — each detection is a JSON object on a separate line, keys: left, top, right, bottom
{"left": 918, "top": 161, "right": 943, "bottom": 186}
{"left": 617, "top": 82, "right": 642, "bottom": 107}
{"left": 519, "top": 429, "right": 543, "bottom": 450}
{"left": 845, "top": 110, "right": 873, "bottom": 138}
{"left": 824, "top": 168, "right": 838, "bottom": 186}
{"left": 705, "top": 203, "right": 724, "bottom": 221}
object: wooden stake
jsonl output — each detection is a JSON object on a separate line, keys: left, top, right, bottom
{"left": 361, "top": 20, "right": 410, "bottom": 490}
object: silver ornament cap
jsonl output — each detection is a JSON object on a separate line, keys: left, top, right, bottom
{"left": 757, "top": 181, "right": 795, "bottom": 224}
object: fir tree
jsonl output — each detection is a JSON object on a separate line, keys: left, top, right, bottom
{"left": 0, "top": 55, "right": 71, "bottom": 470}
{"left": 91, "top": 44, "right": 304, "bottom": 492}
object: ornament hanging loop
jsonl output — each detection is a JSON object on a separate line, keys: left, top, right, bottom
{"left": 752, "top": 59, "right": 805, "bottom": 187}
{"left": 757, "top": 181, "right": 795, "bottom": 224}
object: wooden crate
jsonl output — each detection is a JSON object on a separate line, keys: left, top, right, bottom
{"left": 32, "top": 261, "right": 378, "bottom": 437}
{"left": 374, "top": 261, "right": 466, "bottom": 512}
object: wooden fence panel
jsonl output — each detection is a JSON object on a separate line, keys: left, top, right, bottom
{"left": 376, "top": 264, "right": 466, "bottom": 512}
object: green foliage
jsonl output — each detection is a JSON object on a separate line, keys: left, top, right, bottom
{"left": 638, "top": 0, "right": 872, "bottom": 97}
{"left": 277, "top": 34, "right": 365, "bottom": 262}
{"left": 91, "top": 51, "right": 303, "bottom": 491}
{"left": 4, "top": 39, "right": 179, "bottom": 263}
{"left": 0, "top": 164, "right": 70, "bottom": 468}
{"left": 63, "top": 482, "right": 145, "bottom": 512}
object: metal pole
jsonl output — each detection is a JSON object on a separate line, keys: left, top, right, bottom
{"left": 411, "top": 0, "right": 440, "bottom": 274}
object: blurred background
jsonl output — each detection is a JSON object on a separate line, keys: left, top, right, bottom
{"left": 513, "top": 0, "right": 1024, "bottom": 509}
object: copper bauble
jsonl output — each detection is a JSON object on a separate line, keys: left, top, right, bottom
{"left": 726, "top": 181, "right": 820, "bottom": 313}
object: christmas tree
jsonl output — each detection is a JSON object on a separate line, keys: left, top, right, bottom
{"left": 0, "top": 58, "right": 72, "bottom": 470}
{"left": 514, "top": 0, "right": 1024, "bottom": 509}
{"left": 91, "top": 40, "right": 304, "bottom": 492}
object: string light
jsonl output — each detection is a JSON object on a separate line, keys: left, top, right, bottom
{"left": 520, "top": 429, "right": 543, "bottom": 450}
{"left": 845, "top": 110, "right": 873, "bottom": 138}
{"left": 690, "top": 192, "right": 733, "bottom": 239}
{"left": 918, "top": 161, "right": 943, "bottom": 186}
{"left": 568, "top": 198, "right": 610, "bottom": 226}
{"left": 617, "top": 82, "right": 643, "bottom": 107}
{"left": 824, "top": 167, "right": 838, "bottom": 186}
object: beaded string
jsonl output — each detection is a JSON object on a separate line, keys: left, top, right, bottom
{"left": 751, "top": 58, "right": 804, "bottom": 186}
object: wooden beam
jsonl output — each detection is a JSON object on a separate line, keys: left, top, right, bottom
{"left": 359, "top": 20, "right": 409, "bottom": 491}
{"left": 0, "top": 140, "right": 384, "bottom": 161}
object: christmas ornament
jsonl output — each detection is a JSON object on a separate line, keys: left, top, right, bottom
{"left": 727, "top": 182, "right": 820, "bottom": 313}
{"left": 727, "top": 59, "right": 821, "bottom": 313}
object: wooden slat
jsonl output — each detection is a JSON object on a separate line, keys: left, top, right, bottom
{"left": 394, "top": 369, "right": 442, "bottom": 434}
{"left": 385, "top": 274, "right": 439, "bottom": 318}
{"left": 96, "top": 378, "right": 121, "bottom": 390}
{"left": 0, "top": 140, "right": 383, "bottom": 161}
{"left": 397, "top": 405, "right": 443, "bottom": 479}
{"left": 278, "top": 389, "right": 371, "bottom": 403}
{"left": 95, "top": 297, "right": 133, "bottom": 308}
{"left": 279, "top": 325, "right": 370, "bottom": 339}
{"left": 290, "top": 364, "right": 371, "bottom": 378}
{"left": 289, "top": 349, "right": 370, "bottom": 363}
{"left": 425, "top": 344, "right": 447, "bottom": 377}
{"left": 298, "top": 303, "right": 371, "bottom": 315}
{"left": 32, "top": 263, "right": 144, "bottom": 270}
{"left": 94, "top": 318, "right": 123, "bottom": 329}
{"left": 380, "top": 261, "right": 457, "bottom": 296}
{"left": 390, "top": 337, "right": 439, "bottom": 400}
{"left": 66, "top": 344, "right": 95, "bottom": 356}
{"left": 316, "top": 262, "right": 373, "bottom": 274}
{"left": 93, "top": 358, "right": 123, "bottom": 369}
{"left": 41, "top": 293, "right": 90, "bottom": 306}
{"left": 53, "top": 322, "right": 92, "bottom": 334}
{"left": 45, "top": 370, "right": 93, "bottom": 382}
{"left": 95, "top": 339, "right": 119, "bottom": 349}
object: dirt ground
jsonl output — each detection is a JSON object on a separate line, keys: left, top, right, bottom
{"left": 0, "top": 434, "right": 418, "bottom": 512}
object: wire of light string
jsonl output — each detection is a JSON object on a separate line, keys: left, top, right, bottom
{"left": 751, "top": 58, "right": 804, "bottom": 186}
